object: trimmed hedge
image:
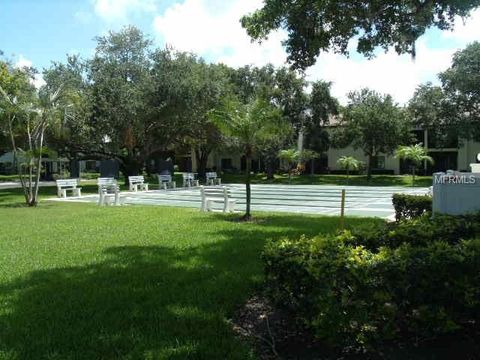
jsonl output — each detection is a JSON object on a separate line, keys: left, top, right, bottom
{"left": 347, "top": 213, "right": 480, "bottom": 250}
{"left": 392, "top": 193, "right": 432, "bottom": 222}
{"left": 263, "top": 215, "right": 480, "bottom": 350}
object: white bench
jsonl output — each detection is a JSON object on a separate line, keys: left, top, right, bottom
{"left": 56, "top": 179, "right": 81, "bottom": 198}
{"left": 128, "top": 175, "right": 149, "bottom": 192}
{"left": 158, "top": 174, "right": 176, "bottom": 190}
{"left": 183, "top": 173, "right": 199, "bottom": 188}
{"left": 97, "top": 177, "right": 120, "bottom": 206}
{"left": 206, "top": 172, "right": 221, "bottom": 186}
{"left": 200, "top": 186, "right": 236, "bottom": 212}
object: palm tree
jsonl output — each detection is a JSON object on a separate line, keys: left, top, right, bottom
{"left": 396, "top": 144, "right": 434, "bottom": 186}
{"left": 210, "top": 97, "right": 283, "bottom": 220}
{"left": 337, "top": 156, "right": 361, "bottom": 184}
{"left": 279, "top": 149, "right": 319, "bottom": 182}
{"left": 278, "top": 149, "right": 298, "bottom": 183}
{"left": 0, "top": 84, "right": 65, "bottom": 206}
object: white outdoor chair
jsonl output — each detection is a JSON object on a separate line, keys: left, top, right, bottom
{"left": 182, "top": 173, "right": 199, "bottom": 188}
{"left": 128, "top": 175, "right": 149, "bottom": 192}
{"left": 56, "top": 179, "right": 81, "bottom": 198}
{"left": 206, "top": 172, "right": 221, "bottom": 186}
{"left": 200, "top": 186, "right": 236, "bottom": 213}
{"left": 158, "top": 174, "right": 176, "bottom": 190}
{"left": 97, "top": 177, "right": 121, "bottom": 206}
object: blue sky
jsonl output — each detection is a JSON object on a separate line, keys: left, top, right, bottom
{"left": 1, "top": 0, "right": 479, "bottom": 104}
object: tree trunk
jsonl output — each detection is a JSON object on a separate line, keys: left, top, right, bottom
{"left": 32, "top": 126, "right": 45, "bottom": 207}
{"left": 412, "top": 167, "right": 416, "bottom": 187}
{"left": 195, "top": 148, "right": 210, "bottom": 181}
{"left": 346, "top": 168, "right": 350, "bottom": 185}
{"left": 243, "top": 148, "right": 252, "bottom": 221}
{"left": 367, "top": 154, "right": 373, "bottom": 181}
{"left": 121, "top": 157, "right": 143, "bottom": 186}
{"left": 310, "top": 159, "right": 315, "bottom": 176}
{"left": 8, "top": 114, "right": 29, "bottom": 203}
{"left": 265, "top": 159, "right": 275, "bottom": 181}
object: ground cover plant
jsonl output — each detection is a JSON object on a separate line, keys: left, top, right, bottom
{"left": 0, "top": 188, "right": 376, "bottom": 359}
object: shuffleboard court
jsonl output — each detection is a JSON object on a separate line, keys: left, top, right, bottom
{"left": 50, "top": 183, "right": 429, "bottom": 219}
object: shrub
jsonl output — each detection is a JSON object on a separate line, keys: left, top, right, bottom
{"left": 392, "top": 193, "right": 432, "bottom": 222}
{"left": 349, "top": 213, "right": 480, "bottom": 250}
{"left": 80, "top": 172, "right": 101, "bottom": 180}
{"left": 263, "top": 217, "right": 480, "bottom": 350}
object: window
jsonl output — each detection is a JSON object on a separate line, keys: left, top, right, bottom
{"left": 372, "top": 156, "right": 385, "bottom": 169}
{"left": 221, "top": 158, "right": 232, "bottom": 169}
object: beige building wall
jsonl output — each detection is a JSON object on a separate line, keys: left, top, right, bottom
{"left": 458, "top": 140, "right": 480, "bottom": 171}
{"left": 327, "top": 146, "right": 400, "bottom": 174}
{"left": 189, "top": 135, "right": 480, "bottom": 175}
{"left": 191, "top": 150, "right": 243, "bottom": 171}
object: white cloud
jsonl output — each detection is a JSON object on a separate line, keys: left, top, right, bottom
{"left": 14, "top": 55, "right": 46, "bottom": 89}
{"left": 14, "top": 55, "right": 33, "bottom": 69}
{"left": 153, "top": 0, "right": 480, "bottom": 104}
{"left": 152, "top": 0, "right": 480, "bottom": 104}
{"left": 442, "top": 8, "right": 480, "bottom": 44}
{"left": 306, "top": 40, "right": 456, "bottom": 105}
{"left": 93, "top": 0, "right": 157, "bottom": 23}
{"left": 153, "top": 0, "right": 288, "bottom": 67}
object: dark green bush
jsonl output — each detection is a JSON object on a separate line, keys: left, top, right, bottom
{"left": 392, "top": 194, "right": 432, "bottom": 222}
{"left": 263, "top": 215, "right": 480, "bottom": 350}
{"left": 349, "top": 213, "right": 480, "bottom": 250}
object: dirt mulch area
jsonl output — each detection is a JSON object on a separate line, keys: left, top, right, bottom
{"left": 231, "top": 294, "right": 480, "bottom": 360}
{"left": 230, "top": 294, "right": 339, "bottom": 360}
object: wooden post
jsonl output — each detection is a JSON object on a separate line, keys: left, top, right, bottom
{"left": 340, "top": 189, "right": 346, "bottom": 230}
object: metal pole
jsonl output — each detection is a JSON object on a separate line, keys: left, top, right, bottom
{"left": 340, "top": 189, "right": 346, "bottom": 230}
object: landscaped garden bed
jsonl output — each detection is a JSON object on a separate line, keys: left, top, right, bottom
{"left": 257, "top": 212, "right": 480, "bottom": 358}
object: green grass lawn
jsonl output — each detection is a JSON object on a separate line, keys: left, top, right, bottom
{"left": 0, "top": 189, "right": 378, "bottom": 359}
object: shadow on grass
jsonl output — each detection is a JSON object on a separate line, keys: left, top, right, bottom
{"left": 0, "top": 244, "right": 258, "bottom": 358}
{"left": 1, "top": 210, "right": 362, "bottom": 359}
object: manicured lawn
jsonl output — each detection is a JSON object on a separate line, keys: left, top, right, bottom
{"left": 0, "top": 175, "right": 20, "bottom": 182}
{"left": 0, "top": 189, "right": 379, "bottom": 359}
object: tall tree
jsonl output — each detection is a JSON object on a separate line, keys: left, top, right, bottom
{"left": 88, "top": 26, "right": 154, "bottom": 180}
{"left": 228, "top": 65, "right": 308, "bottom": 178}
{"left": 440, "top": 42, "right": 480, "bottom": 141}
{"left": 305, "top": 81, "right": 339, "bottom": 172}
{"left": 180, "top": 60, "right": 231, "bottom": 179}
{"left": 335, "top": 89, "right": 412, "bottom": 179}
{"left": 43, "top": 55, "right": 93, "bottom": 163}
{"left": 408, "top": 83, "right": 458, "bottom": 148}
{"left": 1, "top": 62, "right": 67, "bottom": 206}
{"left": 210, "top": 98, "right": 284, "bottom": 220}
{"left": 241, "top": 0, "right": 480, "bottom": 69}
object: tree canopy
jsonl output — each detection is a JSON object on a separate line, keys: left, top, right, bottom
{"left": 335, "top": 89, "right": 412, "bottom": 178}
{"left": 440, "top": 41, "right": 480, "bottom": 141}
{"left": 241, "top": 0, "right": 480, "bottom": 69}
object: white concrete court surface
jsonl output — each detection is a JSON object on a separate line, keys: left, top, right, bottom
{"left": 50, "top": 183, "right": 429, "bottom": 219}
